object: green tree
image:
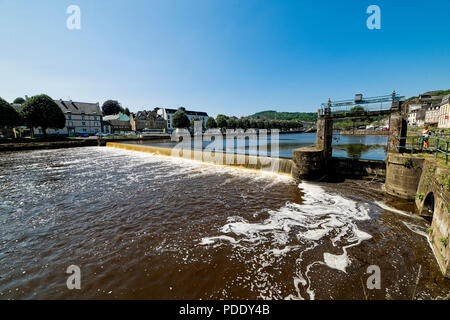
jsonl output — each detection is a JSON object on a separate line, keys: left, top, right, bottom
{"left": 0, "top": 97, "right": 21, "bottom": 127}
{"left": 350, "top": 105, "right": 365, "bottom": 113}
{"left": 20, "top": 94, "right": 65, "bottom": 137}
{"left": 13, "top": 97, "right": 26, "bottom": 105}
{"left": 102, "top": 100, "right": 122, "bottom": 115}
{"left": 124, "top": 107, "right": 131, "bottom": 116}
{"left": 216, "top": 114, "right": 228, "bottom": 128}
{"left": 227, "top": 117, "right": 237, "bottom": 129}
{"left": 190, "top": 116, "right": 201, "bottom": 128}
{"left": 172, "top": 109, "right": 190, "bottom": 128}
{"left": 206, "top": 117, "right": 217, "bottom": 129}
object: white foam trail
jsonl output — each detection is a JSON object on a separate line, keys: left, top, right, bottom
{"left": 200, "top": 181, "right": 373, "bottom": 300}
{"left": 402, "top": 221, "right": 442, "bottom": 270}
{"left": 375, "top": 201, "right": 422, "bottom": 219}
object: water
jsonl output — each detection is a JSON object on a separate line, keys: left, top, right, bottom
{"left": 0, "top": 147, "right": 448, "bottom": 300}
{"left": 126, "top": 133, "right": 388, "bottom": 160}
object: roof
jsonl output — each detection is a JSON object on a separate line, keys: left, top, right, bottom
{"left": 103, "top": 112, "right": 130, "bottom": 121}
{"left": 12, "top": 103, "right": 23, "bottom": 112}
{"left": 164, "top": 108, "right": 208, "bottom": 117}
{"left": 132, "top": 110, "right": 163, "bottom": 120}
{"left": 55, "top": 100, "right": 101, "bottom": 115}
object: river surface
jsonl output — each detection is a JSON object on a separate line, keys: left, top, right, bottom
{"left": 129, "top": 133, "right": 388, "bottom": 160}
{"left": 0, "top": 147, "right": 449, "bottom": 300}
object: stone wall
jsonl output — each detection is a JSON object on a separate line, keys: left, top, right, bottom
{"left": 385, "top": 153, "right": 425, "bottom": 199}
{"left": 339, "top": 130, "right": 388, "bottom": 136}
{"left": 415, "top": 160, "right": 450, "bottom": 278}
{"left": 331, "top": 157, "right": 386, "bottom": 180}
{"left": 292, "top": 146, "right": 327, "bottom": 180}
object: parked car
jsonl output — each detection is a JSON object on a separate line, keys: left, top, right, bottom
{"left": 96, "top": 132, "right": 110, "bottom": 137}
{"left": 382, "top": 127, "right": 389, "bottom": 131}
{"left": 75, "top": 132, "right": 89, "bottom": 137}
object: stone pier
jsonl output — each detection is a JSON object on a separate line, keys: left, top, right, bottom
{"left": 292, "top": 111, "right": 333, "bottom": 180}
{"left": 387, "top": 101, "right": 408, "bottom": 153}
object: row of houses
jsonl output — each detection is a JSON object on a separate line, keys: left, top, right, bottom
{"left": 407, "top": 94, "right": 450, "bottom": 128}
{"left": 12, "top": 99, "right": 209, "bottom": 136}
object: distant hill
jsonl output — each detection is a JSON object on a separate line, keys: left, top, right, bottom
{"left": 406, "top": 89, "right": 450, "bottom": 102}
{"left": 248, "top": 110, "right": 317, "bottom": 122}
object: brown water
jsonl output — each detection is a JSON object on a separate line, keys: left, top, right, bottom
{"left": 0, "top": 147, "right": 448, "bottom": 300}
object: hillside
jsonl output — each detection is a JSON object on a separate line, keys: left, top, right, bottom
{"left": 248, "top": 110, "right": 317, "bottom": 122}
{"left": 406, "top": 89, "right": 450, "bottom": 102}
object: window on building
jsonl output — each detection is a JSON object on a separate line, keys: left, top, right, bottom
{"left": 82, "top": 122, "right": 86, "bottom": 126}
{"left": 82, "top": 116, "right": 85, "bottom": 120}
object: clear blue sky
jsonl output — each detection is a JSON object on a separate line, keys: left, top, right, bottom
{"left": 1, "top": 0, "right": 449, "bottom": 117}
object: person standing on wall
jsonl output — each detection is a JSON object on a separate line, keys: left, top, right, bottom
{"left": 422, "top": 126, "right": 430, "bottom": 149}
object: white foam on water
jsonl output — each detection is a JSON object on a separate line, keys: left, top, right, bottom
{"left": 375, "top": 201, "right": 422, "bottom": 219}
{"left": 377, "top": 203, "right": 443, "bottom": 274}
{"left": 200, "top": 181, "right": 373, "bottom": 300}
{"left": 402, "top": 221, "right": 442, "bottom": 271}
{"left": 105, "top": 146, "right": 294, "bottom": 183}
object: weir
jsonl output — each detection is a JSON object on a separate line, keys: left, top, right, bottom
{"left": 106, "top": 142, "right": 294, "bottom": 176}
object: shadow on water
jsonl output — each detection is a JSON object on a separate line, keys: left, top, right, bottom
{"left": 333, "top": 144, "right": 387, "bottom": 159}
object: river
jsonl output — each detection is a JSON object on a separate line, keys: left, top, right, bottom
{"left": 127, "top": 132, "right": 388, "bottom": 160}
{"left": 0, "top": 147, "right": 449, "bottom": 299}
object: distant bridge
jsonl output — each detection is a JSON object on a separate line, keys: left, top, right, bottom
{"left": 319, "top": 91, "right": 405, "bottom": 119}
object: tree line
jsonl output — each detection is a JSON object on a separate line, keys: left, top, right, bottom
{"left": 171, "top": 108, "right": 303, "bottom": 130}
{"left": 1, "top": 95, "right": 66, "bottom": 137}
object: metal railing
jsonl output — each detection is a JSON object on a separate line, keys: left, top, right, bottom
{"left": 320, "top": 92, "right": 405, "bottom": 117}
{"left": 396, "top": 136, "right": 449, "bottom": 164}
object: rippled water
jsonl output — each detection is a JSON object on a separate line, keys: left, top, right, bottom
{"left": 0, "top": 147, "right": 448, "bottom": 300}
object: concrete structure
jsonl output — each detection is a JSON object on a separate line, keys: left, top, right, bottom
{"left": 292, "top": 146, "right": 327, "bottom": 180}
{"left": 385, "top": 152, "right": 449, "bottom": 277}
{"left": 438, "top": 94, "right": 450, "bottom": 129}
{"left": 106, "top": 142, "right": 293, "bottom": 176}
{"left": 415, "top": 160, "right": 449, "bottom": 277}
{"left": 385, "top": 153, "right": 425, "bottom": 200}
{"left": 157, "top": 107, "right": 209, "bottom": 130}
{"left": 292, "top": 95, "right": 408, "bottom": 179}
{"left": 331, "top": 157, "right": 386, "bottom": 180}
{"left": 103, "top": 113, "right": 131, "bottom": 133}
{"left": 130, "top": 110, "right": 166, "bottom": 132}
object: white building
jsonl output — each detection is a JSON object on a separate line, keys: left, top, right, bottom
{"left": 408, "top": 107, "right": 426, "bottom": 127}
{"left": 408, "top": 110, "right": 417, "bottom": 127}
{"left": 438, "top": 94, "right": 450, "bottom": 129}
{"left": 425, "top": 105, "right": 440, "bottom": 126}
{"left": 156, "top": 107, "right": 209, "bottom": 130}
